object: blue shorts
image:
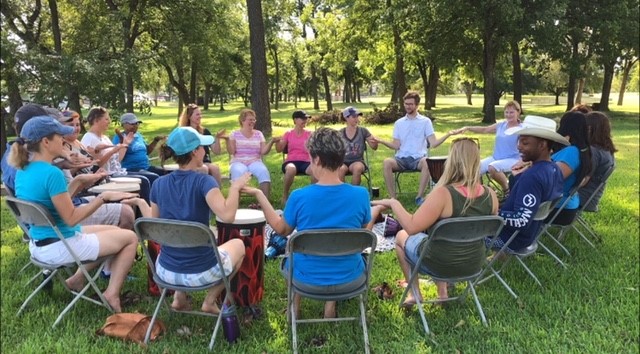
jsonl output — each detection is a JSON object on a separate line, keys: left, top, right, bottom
{"left": 282, "top": 161, "right": 310, "bottom": 174}
{"left": 396, "top": 156, "right": 423, "bottom": 171}
{"left": 403, "top": 233, "right": 436, "bottom": 275}
{"left": 155, "top": 249, "right": 233, "bottom": 287}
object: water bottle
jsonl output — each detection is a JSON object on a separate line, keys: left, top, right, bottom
{"left": 221, "top": 304, "right": 240, "bottom": 343}
{"left": 265, "top": 233, "right": 288, "bottom": 260}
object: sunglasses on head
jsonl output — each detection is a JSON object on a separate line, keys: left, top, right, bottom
{"left": 452, "top": 137, "right": 480, "bottom": 149}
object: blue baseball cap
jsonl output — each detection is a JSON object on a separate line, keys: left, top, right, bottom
{"left": 20, "top": 116, "right": 74, "bottom": 142}
{"left": 342, "top": 106, "right": 362, "bottom": 118}
{"left": 167, "top": 127, "right": 214, "bottom": 155}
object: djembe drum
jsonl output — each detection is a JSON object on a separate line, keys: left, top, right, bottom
{"left": 426, "top": 156, "right": 448, "bottom": 184}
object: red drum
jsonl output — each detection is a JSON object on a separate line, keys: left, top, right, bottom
{"left": 216, "top": 209, "right": 266, "bottom": 307}
{"left": 426, "top": 156, "right": 448, "bottom": 184}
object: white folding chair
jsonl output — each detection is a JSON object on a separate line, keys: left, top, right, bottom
{"left": 477, "top": 199, "right": 559, "bottom": 298}
{"left": 134, "top": 217, "right": 235, "bottom": 350}
{"left": 286, "top": 229, "right": 377, "bottom": 354}
{"left": 5, "top": 196, "right": 113, "bottom": 328}
{"left": 399, "top": 216, "right": 504, "bottom": 335}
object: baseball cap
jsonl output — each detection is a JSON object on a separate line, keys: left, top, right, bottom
{"left": 14, "top": 103, "right": 49, "bottom": 133}
{"left": 167, "top": 127, "right": 214, "bottom": 155}
{"left": 342, "top": 106, "right": 362, "bottom": 118}
{"left": 57, "top": 110, "right": 80, "bottom": 123}
{"left": 45, "top": 107, "right": 64, "bottom": 122}
{"left": 120, "top": 113, "right": 142, "bottom": 125}
{"left": 292, "top": 110, "right": 310, "bottom": 119}
{"left": 20, "top": 116, "right": 74, "bottom": 142}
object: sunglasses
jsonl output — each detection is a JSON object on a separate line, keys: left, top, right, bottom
{"left": 452, "top": 137, "right": 480, "bottom": 150}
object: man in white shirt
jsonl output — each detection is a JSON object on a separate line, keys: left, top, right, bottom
{"left": 375, "top": 91, "right": 456, "bottom": 204}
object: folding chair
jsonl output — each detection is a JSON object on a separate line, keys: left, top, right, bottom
{"left": 286, "top": 229, "right": 377, "bottom": 354}
{"left": 134, "top": 217, "right": 234, "bottom": 350}
{"left": 345, "top": 145, "right": 372, "bottom": 194}
{"left": 5, "top": 196, "right": 113, "bottom": 328}
{"left": 570, "top": 165, "right": 615, "bottom": 247}
{"left": 399, "top": 216, "right": 504, "bottom": 335}
{"left": 394, "top": 169, "right": 421, "bottom": 195}
{"left": 476, "top": 198, "right": 559, "bottom": 299}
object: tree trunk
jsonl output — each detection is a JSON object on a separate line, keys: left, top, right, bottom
{"left": 565, "top": 41, "right": 579, "bottom": 111}
{"left": 310, "top": 65, "right": 319, "bottom": 110}
{"left": 273, "top": 46, "right": 280, "bottom": 110}
{"left": 481, "top": 32, "right": 497, "bottom": 123}
{"left": 598, "top": 60, "right": 615, "bottom": 111}
{"left": 189, "top": 61, "right": 197, "bottom": 104}
{"left": 554, "top": 90, "right": 561, "bottom": 105}
{"left": 511, "top": 39, "right": 522, "bottom": 107}
{"left": 463, "top": 81, "right": 473, "bottom": 105}
{"left": 321, "top": 67, "right": 332, "bottom": 111}
{"left": 388, "top": 0, "right": 406, "bottom": 106}
{"left": 618, "top": 58, "right": 637, "bottom": 105}
{"left": 246, "top": 0, "right": 272, "bottom": 136}
{"left": 427, "top": 64, "right": 439, "bottom": 109}
{"left": 576, "top": 77, "right": 585, "bottom": 104}
{"left": 416, "top": 59, "right": 429, "bottom": 110}
{"left": 203, "top": 83, "right": 211, "bottom": 110}
{"left": 219, "top": 93, "right": 225, "bottom": 111}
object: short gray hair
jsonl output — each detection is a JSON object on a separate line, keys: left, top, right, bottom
{"left": 306, "top": 127, "right": 345, "bottom": 171}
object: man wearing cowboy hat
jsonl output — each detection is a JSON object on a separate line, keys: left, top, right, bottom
{"left": 489, "top": 115, "right": 568, "bottom": 251}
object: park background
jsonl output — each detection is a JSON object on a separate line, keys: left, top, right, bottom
{"left": 1, "top": 0, "right": 639, "bottom": 353}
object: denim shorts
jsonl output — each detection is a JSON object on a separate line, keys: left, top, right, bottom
{"left": 403, "top": 233, "right": 436, "bottom": 275}
{"left": 396, "top": 156, "right": 423, "bottom": 171}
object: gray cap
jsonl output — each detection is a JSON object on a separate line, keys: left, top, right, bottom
{"left": 120, "top": 113, "right": 142, "bottom": 125}
{"left": 14, "top": 104, "right": 49, "bottom": 133}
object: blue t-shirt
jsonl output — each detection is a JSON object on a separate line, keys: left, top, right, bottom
{"left": 1, "top": 142, "right": 16, "bottom": 194}
{"left": 150, "top": 169, "right": 218, "bottom": 273}
{"left": 113, "top": 132, "right": 149, "bottom": 170}
{"left": 283, "top": 183, "right": 371, "bottom": 286}
{"left": 552, "top": 145, "right": 581, "bottom": 210}
{"left": 15, "top": 161, "right": 81, "bottom": 240}
{"left": 498, "top": 160, "right": 564, "bottom": 250}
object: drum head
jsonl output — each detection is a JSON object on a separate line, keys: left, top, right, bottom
{"left": 217, "top": 208, "right": 266, "bottom": 224}
{"left": 88, "top": 182, "right": 140, "bottom": 193}
{"left": 162, "top": 164, "right": 179, "bottom": 171}
{"left": 110, "top": 177, "right": 141, "bottom": 184}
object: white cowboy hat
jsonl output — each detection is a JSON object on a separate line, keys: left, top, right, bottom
{"left": 505, "top": 115, "right": 570, "bottom": 145}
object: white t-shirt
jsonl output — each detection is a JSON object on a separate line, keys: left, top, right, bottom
{"left": 80, "top": 132, "right": 125, "bottom": 174}
{"left": 392, "top": 114, "right": 434, "bottom": 159}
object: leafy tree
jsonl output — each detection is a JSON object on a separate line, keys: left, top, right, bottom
{"left": 247, "top": 0, "right": 272, "bottom": 135}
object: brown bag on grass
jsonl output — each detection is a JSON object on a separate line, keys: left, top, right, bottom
{"left": 96, "top": 313, "right": 166, "bottom": 345}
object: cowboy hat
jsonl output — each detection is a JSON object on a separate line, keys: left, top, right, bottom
{"left": 505, "top": 115, "right": 570, "bottom": 145}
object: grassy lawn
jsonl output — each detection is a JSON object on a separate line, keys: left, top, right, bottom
{"left": 1, "top": 94, "right": 638, "bottom": 353}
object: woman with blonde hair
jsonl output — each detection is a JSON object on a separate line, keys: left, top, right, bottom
{"left": 372, "top": 138, "right": 498, "bottom": 305}
{"left": 178, "top": 104, "right": 225, "bottom": 186}
{"left": 455, "top": 100, "right": 523, "bottom": 194}
{"left": 10, "top": 116, "right": 138, "bottom": 312}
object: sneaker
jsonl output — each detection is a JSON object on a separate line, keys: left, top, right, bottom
{"left": 415, "top": 196, "right": 425, "bottom": 206}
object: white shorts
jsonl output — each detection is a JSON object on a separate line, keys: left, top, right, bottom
{"left": 79, "top": 196, "right": 122, "bottom": 226}
{"left": 29, "top": 232, "right": 100, "bottom": 265}
{"left": 230, "top": 161, "right": 271, "bottom": 184}
{"left": 155, "top": 249, "right": 234, "bottom": 287}
{"left": 480, "top": 157, "right": 520, "bottom": 174}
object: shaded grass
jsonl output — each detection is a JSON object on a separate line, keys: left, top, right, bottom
{"left": 1, "top": 95, "right": 638, "bottom": 353}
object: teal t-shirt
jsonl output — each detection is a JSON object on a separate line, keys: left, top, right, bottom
{"left": 551, "top": 145, "right": 581, "bottom": 209}
{"left": 16, "top": 161, "right": 81, "bottom": 240}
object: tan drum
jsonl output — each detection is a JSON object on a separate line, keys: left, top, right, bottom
{"left": 162, "top": 164, "right": 179, "bottom": 171}
{"left": 110, "top": 177, "right": 141, "bottom": 184}
{"left": 88, "top": 182, "right": 140, "bottom": 193}
{"left": 216, "top": 209, "right": 266, "bottom": 307}
{"left": 426, "top": 156, "right": 448, "bottom": 184}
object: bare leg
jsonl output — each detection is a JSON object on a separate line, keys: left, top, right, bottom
{"left": 417, "top": 158, "right": 431, "bottom": 199}
{"left": 202, "top": 238, "right": 245, "bottom": 314}
{"left": 395, "top": 230, "right": 422, "bottom": 306}
{"left": 349, "top": 161, "right": 365, "bottom": 186}
{"left": 171, "top": 291, "right": 192, "bottom": 311}
{"left": 259, "top": 181, "right": 271, "bottom": 201}
{"left": 117, "top": 204, "right": 135, "bottom": 230}
{"left": 435, "top": 281, "right": 448, "bottom": 300}
{"left": 338, "top": 164, "right": 348, "bottom": 182}
{"left": 282, "top": 164, "right": 296, "bottom": 205}
{"left": 305, "top": 166, "right": 317, "bottom": 184}
{"left": 383, "top": 158, "right": 398, "bottom": 198}
{"left": 488, "top": 166, "right": 509, "bottom": 192}
{"left": 323, "top": 301, "right": 337, "bottom": 318}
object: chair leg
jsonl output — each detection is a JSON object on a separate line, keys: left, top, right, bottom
{"left": 208, "top": 306, "right": 224, "bottom": 350}
{"left": 145, "top": 288, "right": 168, "bottom": 345}
{"left": 291, "top": 296, "right": 299, "bottom": 354}
{"left": 359, "top": 294, "right": 371, "bottom": 354}
{"left": 17, "top": 268, "right": 57, "bottom": 316}
{"left": 537, "top": 240, "right": 568, "bottom": 269}
{"left": 514, "top": 256, "right": 543, "bottom": 288}
{"left": 53, "top": 263, "right": 109, "bottom": 328}
{"left": 545, "top": 228, "right": 571, "bottom": 256}
{"left": 468, "top": 281, "right": 487, "bottom": 326}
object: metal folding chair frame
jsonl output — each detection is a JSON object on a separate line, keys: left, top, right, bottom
{"left": 399, "top": 216, "right": 504, "bottom": 335}
{"left": 134, "top": 217, "right": 234, "bottom": 350}
{"left": 286, "top": 229, "right": 377, "bottom": 354}
{"left": 5, "top": 196, "right": 113, "bottom": 328}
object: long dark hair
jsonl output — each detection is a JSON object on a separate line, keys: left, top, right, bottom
{"left": 555, "top": 111, "right": 592, "bottom": 187}
{"left": 585, "top": 111, "right": 617, "bottom": 154}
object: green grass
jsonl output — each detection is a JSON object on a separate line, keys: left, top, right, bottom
{"left": 2, "top": 95, "right": 638, "bottom": 353}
